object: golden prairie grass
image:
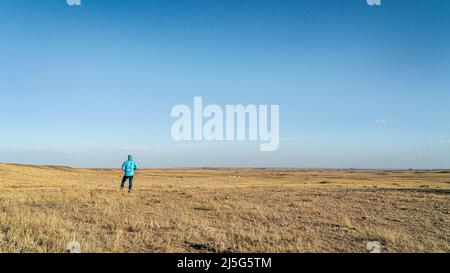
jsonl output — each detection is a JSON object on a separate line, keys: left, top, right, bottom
{"left": 0, "top": 164, "right": 449, "bottom": 253}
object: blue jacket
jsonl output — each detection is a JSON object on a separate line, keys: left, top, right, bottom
{"left": 122, "top": 155, "right": 139, "bottom": 176}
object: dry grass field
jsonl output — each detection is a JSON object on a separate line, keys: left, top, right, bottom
{"left": 0, "top": 163, "right": 449, "bottom": 253}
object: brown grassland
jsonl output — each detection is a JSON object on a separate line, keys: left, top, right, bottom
{"left": 0, "top": 164, "right": 449, "bottom": 253}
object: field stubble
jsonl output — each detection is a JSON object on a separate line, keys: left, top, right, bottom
{"left": 0, "top": 164, "right": 448, "bottom": 253}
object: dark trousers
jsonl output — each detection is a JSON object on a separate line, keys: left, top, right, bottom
{"left": 121, "top": 175, "right": 134, "bottom": 190}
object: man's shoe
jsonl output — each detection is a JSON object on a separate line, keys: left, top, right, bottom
{"left": 128, "top": 190, "right": 132, "bottom": 193}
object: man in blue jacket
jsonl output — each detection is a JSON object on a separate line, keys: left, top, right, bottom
{"left": 121, "top": 155, "right": 139, "bottom": 193}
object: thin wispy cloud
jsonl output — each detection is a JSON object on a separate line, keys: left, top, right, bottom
{"left": 118, "top": 146, "right": 147, "bottom": 153}
{"left": 375, "top": 119, "right": 396, "bottom": 124}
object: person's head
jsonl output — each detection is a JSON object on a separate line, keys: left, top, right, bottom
{"left": 128, "top": 155, "right": 133, "bottom": 161}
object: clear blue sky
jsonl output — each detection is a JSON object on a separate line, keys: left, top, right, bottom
{"left": 0, "top": 0, "right": 449, "bottom": 168}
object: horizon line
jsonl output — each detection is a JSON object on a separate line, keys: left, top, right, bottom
{"left": 1, "top": 163, "right": 449, "bottom": 172}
